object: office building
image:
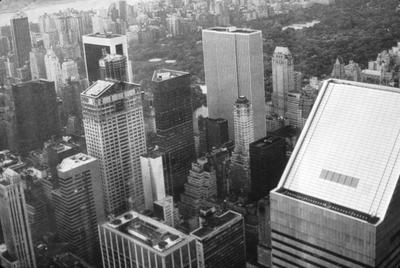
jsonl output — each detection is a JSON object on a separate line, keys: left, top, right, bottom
{"left": 153, "top": 195, "right": 175, "bottom": 227}
{"left": 286, "top": 91, "right": 302, "bottom": 128}
{"left": 10, "top": 80, "right": 60, "bottom": 153}
{"left": 61, "top": 59, "right": 79, "bottom": 82}
{"left": 150, "top": 69, "right": 195, "bottom": 196}
{"left": 29, "top": 48, "right": 47, "bottom": 80}
{"left": 271, "top": 46, "right": 294, "bottom": 117}
{"left": 15, "top": 64, "right": 31, "bottom": 82}
{"left": 44, "top": 48, "right": 63, "bottom": 96}
{"left": 10, "top": 14, "right": 32, "bottom": 68}
{"left": 54, "top": 153, "right": 105, "bottom": 265}
{"left": 191, "top": 210, "right": 245, "bottom": 268}
{"left": 82, "top": 33, "right": 132, "bottom": 83}
{"left": 61, "top": 78, "right": 88, "bottom": 121}
{"left": 118, "top": 0, "right": 128, "bottom": 21}
{"left": 53, "top": 12, "right": 83, "bottom": 47}
{"left": 81, "top": 80, "right": 146, "bottom": 215}
{"left": 0, "top": 169, "right": 37, "bottom": 268}
{"left": 45, "top": 139, "right": 82, "bottom": 179}
{"left": 180, "top": 157, "right": 217, "bottom": 216}
{"left": 49, "top": 252, "right": 93, "bottom": 268}
{"left": 205, "top": 118, "right": 229, "bottom": 151}
{"left": 99, "top": 53, "right": 127, "bottom": 81}
{"left": 230, "top": 96, "right": 255, "bottom": 193}
{"left": 249, "top": 136, "right": 286, "bottom": 200}
{"left": 98, "top": 210, "right": 197, "bottom": 268}
{"left": 270, "top": 79, "right": 400, "bottom": 267}
{"left": 140, "top": 151, "right": 166, "bottom": 210}
{"left": 0, "top": 36, "right": 10, "bottom": 56}
{"left": 202, "top": 27, "right": 266, "bottom": 141}
{"left": 205, "top": 146, "right": 231, "bottom": 199}
{"left": 257, "top": 197, "right": 271, "bottom": 268}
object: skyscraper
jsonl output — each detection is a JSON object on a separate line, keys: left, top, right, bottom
{"left": 82, "top": 33, "right": 132, "bottom": 83}
{"left": 81, "top": 80, "right": 146, "bottom": 215}
{"left": 99, "top": 53, "right": 127, "bottom": 81}
{"left": 257, "top": 197, "right": 271, "bottom": 268}
{"left": 286, "top": 91, "right": 302, "bottom": 128}
{"left": 118, "top": 0, "right": 128, "bottom": 22}
{"left": 150, "top": 69, "right": 195, "bottom": 196}
{"left": 54, "top": 153, "right": 105, "bottom": 265}
{"left": 230, "top": 96, "right": 255, "bottom": 193}
{"left": 0, "top": 169, "right": 37, "bottom": 268}
{"left": 29, "top": 48, "right": 47, "bottom": 80}
{"left": 140, "top": 151, "right": 166, "bottom": 210}
{"left": 205, "top": 146, "right": 231, "bottom": 199}
{"left": 10, "top": 14, "right": 32, "bottom": 68}
{"left": 205, "top": 118, "right": 229, "bottom": 151}
{"left": 191, "top": 210, "right": 245, "bottom": 268}
{"left": 202, "top": 27, "right": 266, "bottom": 141}
{"left": 270, "top": 79, "right": 400, "bottom": 267}
{"left": 180, "top": 157, "right": 217, "bottom": 216}
{"left": 9, "top": 80, "right": 60, "bottom": 153}
{"left": 61, "top": 59, "right": 79, "bottom": 82}
{"left": 271, "top": 46, "right": 294, "bottom": 117}
{"left": 44, "top": 48, "right": 63, "bottom": 96}
{"left": 98, "top": 210, "right": 197, "bottom": 268}
{"left": 249, "top": 136, "right": 286, "bottom": 200}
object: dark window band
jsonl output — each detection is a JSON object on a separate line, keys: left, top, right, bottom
{"left": 272, "top": 229, "right": 374, "bottom": 268}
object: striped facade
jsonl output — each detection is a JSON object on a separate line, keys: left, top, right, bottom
{"left": 0, "top": 169, "right": 36, "bottom": 268}
{"left": 98, "top": 211, "right": 197, "bottom": 268}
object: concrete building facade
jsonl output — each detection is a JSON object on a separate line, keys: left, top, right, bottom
{"left": 81, "top": 80, "right": 146, "bottom": 215}
{"left": 202, "top": 27, "right": 266, "bottom": 141}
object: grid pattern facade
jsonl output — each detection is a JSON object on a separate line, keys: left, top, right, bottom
{"left": 98, "top": 211, "right": 197, "bottom": 268}
{"left": 286, "top": 92, "right": 302, "bottom": 128}
{"left": 202, "top": 27, "right": 266, "bottom": 141}
{"left": 151, "top": 70, "right": 195, "bottom": 196}
{"left": 191, "top": 211, "right": 246, "bottom": 268}
{"left": 0, "top": 170, "right": 36, "bottom": 268}
{"left": 272, "top": 47, "right": 294, "bottom": 117}
{"left": 99, "top": 54, "right": 127, "bottom": 82}
{"left": 81, "top": 81, "right": 146, "bottom": 215}
{"left": 230, "top": 97, "right": 255, "bottom": 193}
{"left": 10, "top": 16, "right": 32, "bottom": 68}
{"left": 54, "top": 155, "right": 105, "bottom": 265}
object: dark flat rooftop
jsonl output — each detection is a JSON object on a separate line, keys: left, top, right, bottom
{"left": 191, "top": 211, "right": 240, "bottom": 238}
{"left": 277, "top": 188, "right": 379, "bottom": 224}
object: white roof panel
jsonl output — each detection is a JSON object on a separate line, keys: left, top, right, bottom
{"left": 279, "top": 79, "right": 400, "bottom": 219}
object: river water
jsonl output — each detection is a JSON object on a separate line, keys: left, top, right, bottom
{"left": 282, "top": 19, "right": 320, "bottom": 31}
{"left": 0, "top": 0, "right": 123, "bottom": 26}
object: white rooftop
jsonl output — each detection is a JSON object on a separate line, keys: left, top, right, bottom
{"left": 277, "top": 79, "right": 400, "bottom": 220}
{"left": 57, "top": 153, "right": 96, "bottom": 172}
{"left": 83, "top": 80, "right": 114, "bottom": 97}
{"left": 274, "top": 46, "right": 291, "bottom": 55}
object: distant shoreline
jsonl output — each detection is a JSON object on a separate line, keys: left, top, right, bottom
{"left": 0, "top": 0, "right": 83, "bottom": 15}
